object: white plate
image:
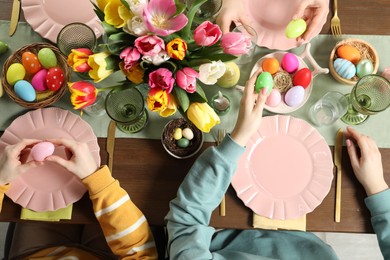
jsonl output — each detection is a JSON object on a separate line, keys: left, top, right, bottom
{"left": 22, "top": 0, "right": 104, "bottom": 43}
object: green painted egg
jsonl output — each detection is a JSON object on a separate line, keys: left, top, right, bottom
{"left": 177, "top": 138, "right": 190, "bottom": 148}
{"left": 285, "top": 19, "right": 307, "bottom": 39}
{"left": 38, "top": 48, "right": 57, "bottom": 69}
{"left": 255, "top": 72, "right": 273, "bottom": 93}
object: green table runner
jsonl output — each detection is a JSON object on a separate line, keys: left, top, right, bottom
{"left": 1, "top": 21, "right": 390, "bottom": 147}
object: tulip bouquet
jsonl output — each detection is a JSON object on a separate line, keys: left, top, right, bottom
{"left": 66, "top": 0, "right": 251, "bottom": 132}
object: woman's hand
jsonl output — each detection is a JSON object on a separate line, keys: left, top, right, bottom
{"left": 216, "top": 0, "right": 251, "bottom": 33}
{"left": 45, "top": 138, "right": 99, "bottom": 180}
{"left": 345, "top": 127, "right": 388, "bottom": 196}
{"left": 230, "top": 71, "right": 268, "bottom": 147}
{"left": 0, "top": 139, "right": 41, "bottom": 185}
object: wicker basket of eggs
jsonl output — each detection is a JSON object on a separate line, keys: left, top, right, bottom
{"left": 2, "top": 42, "right": 69, "bottom": 108}
{"left": 329, "top": 39, "right": 379, "bottom": 85}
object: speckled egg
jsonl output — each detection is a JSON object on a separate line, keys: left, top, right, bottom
{"left": 265, "top": 89, "right": 282, "bottom": 107}
{"left": 293, "top": 68, "right": 312, "bottom": 88}
{"left": 337, "top": 45, "right": 361, "bottom": 64}
{"left": 46, "top": 67, "right": 64, "bottom": 92}
{"left": 182, "top": 127, "right": 194, "bottom": 140}
{"left": 6, "top": 63, "right": 26, "bottom": 85}
{"left": 173, "top": 128, "right": 183, "bottom": 140}
{"left": 262, "top": 58, "right": 280, "bottom": 74}
{"left": 177, "top": 138, "right": 190, "bottom": 148}
{"left": 22, "top": 51, "right": 42, "bottom": 74}
{"left": 14, "top": 80, "right": 36, "bottom": 102}
{"left": 334, "top": 58, "right": 356, "bottom": 79}
{"left": 31, "top": 69, "right": 48, "bottom": 91}
{"left": 255, "top": 72, "right": 273, "bottom": 93}
{"left": 281, "top": 53, "right": 299, "bottom": 73}
{"left": 356, "top": 59, "right": 374, "bottom": 78}
{"left": 284, "top": 86, "right": 305, "bottom": 107}
{"left": 38, "top": 48, "right": 57, "bottom": 69}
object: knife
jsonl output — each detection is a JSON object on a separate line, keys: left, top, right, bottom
{"left": 107, "top": 120, "right": 116, "bottom": 173}
{"left": 334, "top": 128, "right": 343, "bottom": 222}
{"left": 9, "top": 0, "right": 21, "bottom": 36}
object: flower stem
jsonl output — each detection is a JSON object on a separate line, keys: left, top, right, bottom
{"left": 182, "top": 0, "right": 208, "bottom": 41}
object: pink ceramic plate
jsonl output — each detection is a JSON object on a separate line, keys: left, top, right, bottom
{"left": 243, "top": 0, "right": 328, "bottom": 50}
{"left": 22, "top": 0, "right": 104, "bottom": 43}
{"left": 0, "top": 108, "right": 100, "bottom": 212}
{"left": 231, "top": 115, "right": 333, "bottom": 220}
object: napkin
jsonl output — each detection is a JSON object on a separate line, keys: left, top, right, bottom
{"left": 20, "top": 204, "right": 73, "bottom": 221}
{"left": 253, "top": 213, "right": 306, "bottom": 231}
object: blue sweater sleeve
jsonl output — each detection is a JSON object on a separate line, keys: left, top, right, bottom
{"left": 165, "top": 135, "right": 245, "bottom": 259}
{"left": 364, "top": 188, "right": 390, "bottom": 259}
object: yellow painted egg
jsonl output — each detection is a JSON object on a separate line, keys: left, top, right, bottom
{"left": 22, "top": 51, "right": 42, "bottom": 74}
{"left": 6, "top": 63, "right": 26, "bottom": 85}
{"left": 262, "top": 58, "right": 280, "bottom": 74}
{"left": 336, "top": 45, "right": 361, "bottom": 64}
{"left": 173, "top": 128, "right": 182, "bottom": 140}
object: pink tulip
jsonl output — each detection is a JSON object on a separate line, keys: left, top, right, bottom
{"left": 220, "top": 32, "right": 251, "bottom": 55}
{"left": 135, "top": 35, "right": 165, "bottom": 56}
{"left": 176, "top": 67, "right": 198, "bottom": 93}
{"left": 120, "top": 47, "right": 141, "bottom": 70}
{"left": 148, "top": 68, "right": 175, "bottom": 94}
{"left": 193, "top": 21, "right": 222, "bottom": 47}
{"left": 143, "top": 0, "right": 188, "bottom": 36}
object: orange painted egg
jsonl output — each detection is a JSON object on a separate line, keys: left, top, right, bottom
{"left": 336, "top": 45, "right": 361, "bottom": 64}
{"left": 262, "top": 58, "right": 280, "bottom": 74}
{"left": 22, "top": 51, "right": 42, "bottom": 74}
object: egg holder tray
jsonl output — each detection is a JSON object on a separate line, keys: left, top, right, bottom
{"left": 237, "top": 43, "right": 329, "bottom": 114}
{"left": 329, "top": 38, "right": 379, "bottom": 85}
{"left": 1, "top": 42, "right": 69, "bottom": 109}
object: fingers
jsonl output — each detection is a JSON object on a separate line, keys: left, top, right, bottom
{"left": 292, "top": 0, "right": 310, "bottom": 20}
{"left": 346, "top": 138, "right": 359, "bottom": 169}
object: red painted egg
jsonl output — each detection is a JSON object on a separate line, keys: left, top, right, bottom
{"left": 292, "top": 68, "right": 312, "bottom": 88}
{"left": 46, "top": 67, "right": 64, "bottom": 92}
{"left": 22, "top": 51, "right": 42, "bottom": 74}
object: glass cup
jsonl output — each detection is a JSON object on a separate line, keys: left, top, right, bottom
{"left": 232, "top": 24, "right": 258, "bottom": 65}
{"left": 57, "top": 23, "right": 97, "bottom": 56}
{"left": 309, "top": 91, "right": 349, "bottom": 126}
{"left": 83, "top": 92, "right": 106, "bottom": 117}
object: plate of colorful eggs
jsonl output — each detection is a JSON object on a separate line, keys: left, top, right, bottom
{"left": 1, "top": 43, "right": 69, "bottom": 109}
{"left": 249, "top": 43, "right": 329, "bottom": 114}
{"left": 329, "top": 39, "right": 379, "bottom": 85}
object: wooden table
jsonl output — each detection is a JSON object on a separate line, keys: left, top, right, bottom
{"left": 1, "top": 0, "right": 390, "bottom": 233}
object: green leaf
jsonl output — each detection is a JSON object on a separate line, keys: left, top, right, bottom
{"left": 120, "top": 0, "right": 130, "bottom": 10}
{"left": 102, "top": 21, "right": 121, "bottom": 37}
{"left": 90, "top": 1, "right": 104, "bottom": 21}
{"left": 107, "top": 32, "right": 136, "bottom": 55}
{"left": 189, "top": 84, "right": 208, "bottom": 103}
{"left": 173, "top": 87, "right": 190, "bottom": 112}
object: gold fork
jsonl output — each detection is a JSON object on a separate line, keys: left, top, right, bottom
{"left": 217, "top": 129, "right": 227, "bottom": 216}
{"left": 330, "top": 0, "right": 342, "bottom": 37}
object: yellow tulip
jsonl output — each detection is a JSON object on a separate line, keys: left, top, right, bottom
{"left": 119, "top": 62, "right": 144, "bottom": 84}
{"left": 88, "top": 52, "right": 113, "bottom": 83}
{"left": 98, "top": 0, "right": 133, "bottom": 28}
{"left": 187, "top": 102, "right": 220, "bottom": 133}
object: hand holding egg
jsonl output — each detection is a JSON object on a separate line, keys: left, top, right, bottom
{"left": 31, "top": 141, "right": 55, "bottom": 162}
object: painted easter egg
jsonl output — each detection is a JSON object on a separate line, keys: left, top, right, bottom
{"left": 14, "top": 80, "right": 36, "bottom": 102}
{"left": 6, "top": 63, "right": 26, "bottom": 85}
{"left": 281, "top": 53, "right": 299, "bottom": 73}
{"left": 177, "top": 138, "right": 190, "bottom": 148}
{"left": 337, "top": 45, "right": 361, "bottom": 64}
{"left": 262, "top": 58, "right": 280, "bottom": 74}
{"left": 38, "top": 48, "right": 57, "bottom": 69}
{"left": 31, "top": 69, "right": 48, "bottom": 91}
{"left": 356, "top": 59, "right": 374, "bottom": 78}
{"left": 293, "top": 68, "right": 312, "bottom": 88}
{"left": 22, "top": 51, "right": 42, "bottom": 74}
{"left": 284, "top": 86, "right": 305, "bottom": 107}
{"left": 285, "top": 18, "right": 307, "bottom": 39}
{"left": 46, "top": 67, "right": 64, "bottom": 92}
{"left": 266, "top": 89, "right": 282, "bottom": 107}
{"left": 182, "top": 128, "right": 194, "bottom": 140}
{"left": 31, "top": 142, "right": 55, "bottom": 162}
{"left": 333, "top": 58, "right": 356, "bottom": 79}
{"left": 255, "top": 72, "right": 273, "bottom": 93}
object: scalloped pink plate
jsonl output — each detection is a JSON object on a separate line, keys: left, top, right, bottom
{"left": 22, "top": 0, "right": 104, "bottom": 43}
{"left": 231, "top": 115, "right": 333, "bottom": 220}
{"left": 0, "top": 108, "right": 100, "bottom": 212}
{"left": 243, "top": 0, "right": 328, "bottom": 50}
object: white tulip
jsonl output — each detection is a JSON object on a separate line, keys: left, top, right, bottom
{"left": 199, "top": 61, "right": 227, "bottom": 85}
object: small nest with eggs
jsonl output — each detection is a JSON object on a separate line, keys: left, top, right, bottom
{"left": 162, "top": 118, "right": 203, "bottom": 159}
{"left": 1, "top": 42, "right": 69, "bottom": 109}
{"left": 329, "top": 39, "right": 379, "bottom": 85}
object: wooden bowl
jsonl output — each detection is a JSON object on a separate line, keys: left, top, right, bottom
{"left": 329, "top": 39, "right": 379, "bottom": 85}
{"left": 1, "top": 42, "right": 70, "bottom": 108}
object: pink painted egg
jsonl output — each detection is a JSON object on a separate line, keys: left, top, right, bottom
{"left": 292, "top": 68, "right": 312, "bottom": 88}
{"left": 46, "top": 67, "right": 64, "bottom": 92}
{"left": 31, "top": 142, "right": 55, "bottom": 162}
{"left": 31, "top": 69, "right": 48, "bottom": 91}
{"left": 281, "top": 53, "right": 299, "bottom": 73}
{"left": 266, "top": 89, "right": 282, "bottom": 107}
{"left": 22, "top": 51, "right": 42, "bottom": 74}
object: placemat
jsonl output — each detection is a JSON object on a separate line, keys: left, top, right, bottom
{"left": 1, "top": 21, "right": 390, "bottom": 147}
